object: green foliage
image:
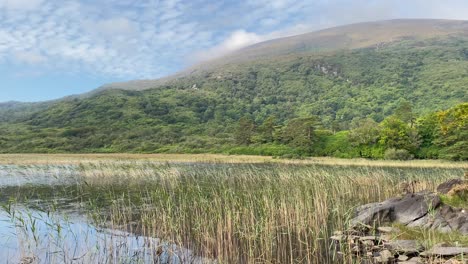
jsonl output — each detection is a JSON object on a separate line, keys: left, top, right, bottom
{"left": 226, "top": 144, "right": 295, "bottom": 156}
{"left": 379, "top": 116, "right": 420, "bottom": 153}
{"left": 319, "top": 131, "right": 360, "bottom": 158}
{"left": 281, "top": 116, "right": 318, "bottom": 154}
{"left": 384, "top": 148, "right": 413, "bottom": 160}
{"left": 348, "top": 118, "right": 380, "bottom": 147}
{"left": 440, "top": 193, "right": 468, "bottom": 209}
{"left": 0, "top": 37, "right": 466, "bottom": 160}
{"left": 435, "top": 103, "right": 468, "bottom": 161}
{"left": 234, "top": 116, "right": 255, "bottom": 145}
{"left": 394, "top": 100, "right": 415, "bottom": 125}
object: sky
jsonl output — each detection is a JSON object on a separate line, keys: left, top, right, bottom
{"left": 0, "top": 0, "right": 467, "bottom": 102}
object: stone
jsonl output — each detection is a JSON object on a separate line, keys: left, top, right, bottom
{"left": 407, "top": 257, "right": 423, "bottom": 263}
{"left": 420, "top": 247, "right": 468, "bottom": 257}
{"left": 352, "top": 190, "right": 468, "bottom": 234}
{"left": 437, "top": 179, "right": 465, "bottom": 194}
{"left": 378, "top": 226, "right": 396, "bottom": 233}
{"left": 362, "top": 240, "right": 374, "bottom": 247}
{"left": 398, "top": 255, "right": 409, "bottom": 261}
{"left": 352, "top": 192, "right": 441, "bottom": 227}
{"left": 443, "top": 259, "right": 463, "bottom": 264}
{"left": 360, "top": 236, "right": 380, "bottom": 241}
{"left": 373, "top": 256, "right": 383, "bottom": 263}
{"left": 379, "top": 249, "right": 394, "bottom": 262}
{"left": 398, "top": 260, "right": 422, "bottom": 264}
{"left": 384, "top": 240, "right": 424, "bottom": 254}
{"left": 351, "top": 245, "right": 360, "bottom": 253}
{"left": 373, "top": 246, "right": 383, "bottom": 251}
{"left": 406, "top": 204, "right": 468, "bottom": 234}
{"left": 19, "top": 257, "right": 35, "bottom": 264}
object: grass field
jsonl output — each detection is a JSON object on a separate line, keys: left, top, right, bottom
{"left": 0, "top": 154, "right": 466, "bottom": 263}
{"left": 0, "top": 153, "right": 466, "bottom": 168}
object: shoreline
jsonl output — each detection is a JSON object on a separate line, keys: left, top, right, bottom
{"left": 0, "top": 153, "right": 466, "bottom": 168}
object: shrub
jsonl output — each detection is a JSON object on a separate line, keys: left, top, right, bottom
{"left": 384, "top": 148, "right": 413, "bottom": 160}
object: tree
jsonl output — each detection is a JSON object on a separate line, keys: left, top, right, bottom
{"left": 379, "top": 116, "right": 420, "bottom": 153}
{"left": 435, "top": 103, "right": 468, "bottom": 160}
{"left": 282, "top": 116, "right": 318, "bottom": 153}
{"left": 257, "top": 115, "right": 277, "bottom": 143}
{"left": 394, "top": 100, "right": 415, "bottom": 126}
{"left": 416, "top": 113, "right": 439, "bottom": 147}
{"left": 234, "top": 116, "right": 255, "bottom": 145}
{"left": 348, "top": 118, "right": 380, "bottom": 146}
{"left": 348, "top": 118, "right": 381, "bottom": 157}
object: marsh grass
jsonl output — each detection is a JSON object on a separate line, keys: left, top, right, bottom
{"left": 391, "top": 224, "right": 468, "bottom": 248}
{"left": 0, "top": 158, "right": 466, "bottom": 263}
{"left": 0, "top": 153, "right": 467, "bottom": 168}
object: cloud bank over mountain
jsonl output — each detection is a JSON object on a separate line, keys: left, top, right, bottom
{"left": 0, "top": 0, "right": 467, "bottom": 101}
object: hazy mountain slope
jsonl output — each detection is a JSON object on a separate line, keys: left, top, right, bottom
{"left": 0, "top": 19, "right": 467, "bottom": 155}
{"left": 0, "top": 101, "right": 51, "bottom": 122}
{"left": 100, "top": 19, "right": 468, "bottom": 91}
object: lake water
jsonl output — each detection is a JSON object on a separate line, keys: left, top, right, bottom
{"left": 0, "top": 165, "right": 206, "bottom": 264}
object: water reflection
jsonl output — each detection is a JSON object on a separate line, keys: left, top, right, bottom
{"left": 0, "top": 165, "right": 208, "bottom": 264}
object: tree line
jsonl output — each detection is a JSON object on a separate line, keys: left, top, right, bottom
{"left": 232, "top": 102, "right": 467, "bottom": 160}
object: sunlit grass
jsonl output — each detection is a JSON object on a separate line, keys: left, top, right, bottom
{"left": 0, "top": 156, "right": 466, "bottom": 263}
{"left": 0, "top": 153, "right": 466, "bottom": 168}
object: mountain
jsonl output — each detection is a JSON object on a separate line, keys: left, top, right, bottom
{"left": 0, "top": 19, "right": 467, "bottom": 157}
{"left": 100, "top": 19, "right": 468, "bottom": 91}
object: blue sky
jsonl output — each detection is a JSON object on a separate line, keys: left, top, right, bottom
{"left": 0, "top": 0, "right": 467, "bottom": 102}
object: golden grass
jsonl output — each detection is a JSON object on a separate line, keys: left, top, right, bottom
{"left": 1, "top": 157, "right": 466, "bottom": 263}
{"left": 0, "top": 153, "right": 466, "bottom": 169}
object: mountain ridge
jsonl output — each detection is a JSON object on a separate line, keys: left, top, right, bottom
{"left": 98, "top": 19, "right": 468, "bottom": 92}
{"left": 0, "top": 19, "right": 466, "bottom": 158}
{"left": 2, "top": 19, "right": 467, "bottom": 101}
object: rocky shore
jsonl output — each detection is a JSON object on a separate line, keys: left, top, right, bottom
{"left": 331, "top": 178, "right": 467, "bottom": 263}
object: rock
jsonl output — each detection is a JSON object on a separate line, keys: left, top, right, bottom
{"left": 398, "top": 258, "right": 423, "bottom": 264}
{"left": 361, "top": 240, "right": 374, "bottom": 247}
{"left": 352, "top": 192, "right": 441, "bottom": 227}
{"left": 378, "top": 226, "right": 397, "bottom": 233}
{"left": 437, "top": 179, "right": 465, "bottom": 194}
{"left": 443, "top": 259, "right": 463, "bottom": 264}
{"left": 407, "top": 257, "right": 423, "bottom": 263}
{"left": 360, "top": 236, "right": 381, "bottom": 242}
{"left": 420, "top": 247, "right": 468, "bottom": 257}
{"left": 351, "top": 245, "right": 360, "bottom": 253}
{"left": 379, "top": 249, "right": 394, "bottom": 262}
{"left": 373, "top": 256, "right": 383, "bottom": 263}
{"left": 407, "top": 204, "right": 468, "bottom": 234}
{"left": 373, "top": 245, "right": 382, "bottom": 251}
{"left": 352, "top": 190, "right": 468, "bottom": 234}
{"left": 398, "top": 255, "right": 409, "bottom": 261}
{"left": 433, "top": 242, "right": 451, "bottom": 247}
{"left": 384, "top": 240, "right": 424, "bottom": 254}
{"left": 19, "top": 257, "right": 35, "bottom": 264}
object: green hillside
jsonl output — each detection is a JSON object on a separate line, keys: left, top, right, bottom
{"left": 0, "top": 20, "right": 467, "bottom": 159}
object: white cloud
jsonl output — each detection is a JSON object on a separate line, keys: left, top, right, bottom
{"left": 192, "top": 30, "right": 262, "bottom": 62}
{"left": 193, "top": 24, "right": 315, "bottom": 62}
{"left": 0, "top": 0, "right": 44, "bottom": 11}
{"left": 92, "top": 17, "right": 138, "bottom": 37}
{"left": 13, "top": 51, "right": 46, "bottom": 64}
{"left": 0, "top": 0, "right": 467, "bottom": 82}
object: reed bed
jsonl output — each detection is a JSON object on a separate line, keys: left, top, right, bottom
{"left": 0, "top": 153, "right": 466, "bottom": 168}
{"left": 0, "top": 160, "right": 466, "bottom": 263}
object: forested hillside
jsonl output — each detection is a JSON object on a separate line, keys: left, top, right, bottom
{"left": 0, "top": 20, "right": 467, "bottom": 159}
